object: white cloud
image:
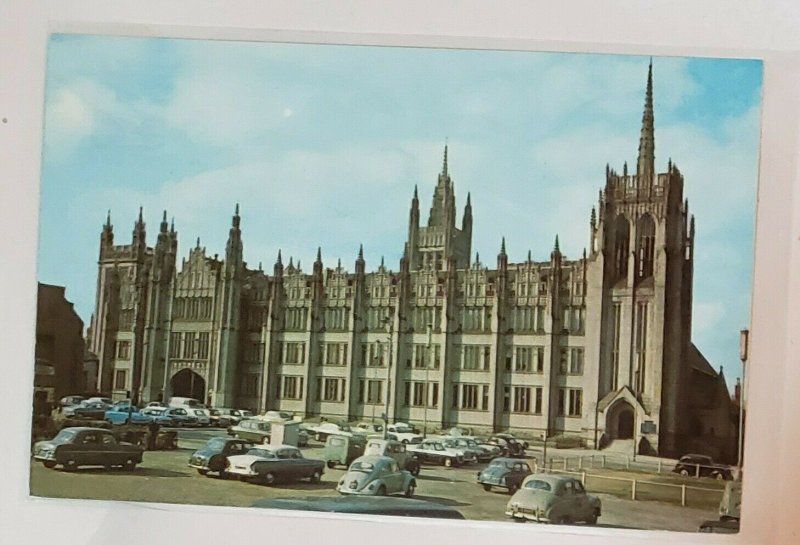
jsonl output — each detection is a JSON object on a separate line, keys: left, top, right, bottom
{"left": 44, "top": 87, "right": 94, "bottom": 158}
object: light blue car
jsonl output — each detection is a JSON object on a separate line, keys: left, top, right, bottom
{"left": 336, "top": 455, "right": 416, "bottom": 497}
{"left": 104, "top": 406, "right": 154, "bottom": 425}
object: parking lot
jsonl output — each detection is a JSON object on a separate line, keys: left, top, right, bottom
{"left": 29, "top": 428, "right": 718, "bottom": 532}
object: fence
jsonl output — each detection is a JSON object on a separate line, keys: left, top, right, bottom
{"left": 544, "top": 453, "right": 734, "bottom": 480}
{"left": 537, "top": 466, "right": 724, "bottom": 509}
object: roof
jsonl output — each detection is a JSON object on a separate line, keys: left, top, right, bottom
{"left": 688, "top": 343, "right": 717, "bottom": 376}
{"left": 351, "top": 455, "right": 394, "bottom": 464}
{"left": 248, "top": 443, "right": 297, "bottom": 452}
{"left": 523, "top": 473, "right": 577, "bottom": 485}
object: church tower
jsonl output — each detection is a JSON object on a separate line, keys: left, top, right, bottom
{"left": 406, "top": 145, "right": 472, "bottom": 270}
{"left": 587, "top": 61, "right": 695, "bottom": 456}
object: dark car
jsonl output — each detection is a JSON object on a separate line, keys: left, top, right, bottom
{"left": 477, "top": 457, "right": 533, "bottom": 493}
{"left": 699, "top": 519, "right": 740, "bottom": 534}
{"left": 251, "top": 496, "right": 465, "bottom": 519}
{"left": 673, "top": 454, "right": 732, "bottom": 480}
{"left": 70, "top": 401, "right": 112, "bottom": 420}
{"left": 165, "top": 407, "right": 199, "bottom": 427}
{"left": 33, "top": 427, "right": 144, "bottom": 471}
{"left": 188, "top": 437, "right": 253, "bottom": 477}
{"left": 488, "top": 434, "right": 528, "bottom": 458}
{"left": 226, "top": 445, "right": 325, "bottom": 485}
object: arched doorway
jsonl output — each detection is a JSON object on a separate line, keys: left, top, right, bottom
{"left": 170, "top": 369, "right": 206, "bottom": 401}
{"left": 617, "top": 409, "right": 634, "bottom": 439}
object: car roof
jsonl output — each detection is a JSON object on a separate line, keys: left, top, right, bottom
{"left": 247, "top": 444, "right": 297, "bottom": 452}
{"left": 250, "top": 496, "right": 465, "bottom": 519}
{"left": 523, "top": 474, "right": 576, "bottom": 485}
{"left": 492, "top": 457, "right": 524, "bottom": 464}
{"left": 60, "top": 426, "right": 112, "bottom": 433}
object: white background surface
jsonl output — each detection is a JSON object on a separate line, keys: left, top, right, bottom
{"left": 1, "top": 2, "right": 799, "bottom": 545}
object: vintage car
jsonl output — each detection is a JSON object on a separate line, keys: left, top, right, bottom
{"left": 324, "top": 433, "right": 366, "bottom": 468}
{"left": 488, "top": 433, "right": 528, "bottom": 457}
{"left": 306, "top": 421, "right": 354, "bottom": 442}
{"left": 104, "top": 405, "right": 154, "bottom": 425}
{"left": 337, "top": 455, "right": 416, "bottom": 497}
{"left": 140, "top": 406, "right": 177, "bottom": 426}
{"left": 65, "top": 401, "right": 112, "bottom": 419}
{"left": 164, "top": 407, "right": 198, "bottom": 427}
{"left": 407, "top": 439, "right": 464, "bottom": 467}
{"left": 355, "top": 422, "right": 384, "bottom": 435}
{"left": 213, "top": 408, "right": 255, "bottom": 427}
{"left": 477, "top": 457, "right": 533, "bottom": 492}
{"left": 385, "top": 423, "right": 423, "bottom": 444}
{"left": 33, "top": 426, "right": 145, "bottom": 471}
{"left": 364, "top": 438, "right": 421, "bottom": 475}
{"left": 188, "top": 437, "right": 253, "bottom": 476}
{"left": 672, "top": 454, "right": 733, "bottom": 480}
{"left": 259, "top": 410, "right": 296, "bottom": 423}
{"left": 251, "top": 496, "right": 465, "bottom": 519}
{"left": 226, "top": 444, "right": 325, "bottom": 485}
{"left": 59, "top": 395, "right": 86, "bottom": 408}
{"left": 229, "top": 419, "right": 272, "bottom": 443}
{"left": 441, "top": 437, "right": 485, "bottom": 463}
{"left": 191, "top": 408, "right": 212, "bottom": 427}
{"left": 506, "top": 474, "right": 601, "bottom": 524}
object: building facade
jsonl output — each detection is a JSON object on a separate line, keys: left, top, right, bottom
{"left": 88, "top": 65, "right": 734, "bottom": 457}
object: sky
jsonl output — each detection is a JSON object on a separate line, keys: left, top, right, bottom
{"left": 37, "top": 34, "right": 762, "bottom": 389}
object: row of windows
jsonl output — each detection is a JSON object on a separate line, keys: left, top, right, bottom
{"left": 324, "top": 308, "right": 349, "bottom": 331}
{"left": 502, "top": 386, "right": 543, "bottom": 413}
{"left": 277, "top": 375, "right": 304, "bottom": 399}
{"left": 169, "top": 332, "right": 211, "bottom": 359}
{"left": 285, "top": 308, "right": 308, "bottom": 330}
{"left": 403, "top": 381, "right": 440, "bottom": 408}
{"left": 173, "top": 297, "right": 213, "bottom": 320}
{"left": 461, "top": 307, "right": 492, "bottom": 332}
{"left": 323, "top": 343, "right": 348, "bottom": 365}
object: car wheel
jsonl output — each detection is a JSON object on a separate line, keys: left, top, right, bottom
{"left": 482, "top": 484, "right": 492, "bottom": 492}
{"left": 410, "top": 463, "right": 420, "bottom": 476}
{"left": 326, "top": 460, "right": 336, "bottom": 469}
{"left": 376, "top": 485, "right": 387, "bottom": 496}
{"left": 310, "top": 470, "right": 322, "bottom": 484}
{"left": 586, "top": 509, "right": 599, "bottom": 525}
{"left": 123, "top": 458, "right": 137, "bottom": 471}
{"left": 443, "top": 457, "right": 453, "bottom": 468}
{"left": 197, "top": 468, "right": 209, "bottom": 476}
{"left": 261, "top": 436, "right": 270, "bottom": 445}
{"left": 405, "top": 482, "right": 415, "bottom": 498}
{"left": 508, "top": 483, "right": 519, "bottom": 494}
{"left": 557, "top": 515, "right": 571, "bottom": 525}
{"left": 63, "top": 459, "right": 77, "bottom": 472}
{"left": 402, "top": 439, "right": 409, "bottom": 444}
{"left": 512, "top": 517, "right": 526, "bottom": 524}
{"left": 263, "top": 472, "right": 276, "bottom": 485}
{"left": 42, "top": 460, "right": 57, "bottom": 469}
{"left": 679, "top": 469, "right": 690, "bottom": 477}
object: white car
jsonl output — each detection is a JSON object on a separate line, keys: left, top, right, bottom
{"left": 407, "top": 439, "right": 466, "bottom": 467}
{"left": 192, "top": 408, "right": 212, "bottom": 426}
{"left": 258, "top": 410, "right": 296, "bottom": 423}
{"left": 386, "top": 423, "right": 423, "bottom": 444}
{"left": 305, "top": 422, "right": 354, "bottom": 442}
{"left": 226, "top": 444, "right": 325, "bottom": 485}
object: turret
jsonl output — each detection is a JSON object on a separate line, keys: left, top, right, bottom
{"left": 355, "top": 244, "right": 365, "bottom": 276}
{"left": 274, "top": 249, "right": 284, "bottom": 278}
{"left": 132, "top": 206, "right": 146, "bottom": 254}
{"left": 224, "top": 203, "right": 243, "bottom": 274}
{"left": 497, "top": 237, "right": 508, "bottom": 271}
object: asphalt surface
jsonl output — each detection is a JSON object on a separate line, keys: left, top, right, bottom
{"left": 29, "top": 427, "right": 719, "bottom": 533}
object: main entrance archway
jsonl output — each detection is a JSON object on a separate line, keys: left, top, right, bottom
{"left": 606, "top": 400, "right": 635, "bottom": 440}
{"left": 170, "top": 369, "right": 206, "bottom": 401}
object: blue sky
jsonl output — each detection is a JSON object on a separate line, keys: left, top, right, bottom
{"left": 37, "top": 34, "right": 762, "bottom": 388}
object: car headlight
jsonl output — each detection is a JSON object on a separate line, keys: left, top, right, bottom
{"left": 500, "top": 477, "right": 506, "bottom": 485}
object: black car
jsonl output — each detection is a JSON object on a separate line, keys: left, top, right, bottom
{"left": 71, "top": 401, "right": 112, "bottom": 420}
{"left": 477, "top": 457, "right": 533, "bottom": 492}
{"left": 699, "top": 519, "right": 740, "bottom": 534}
{"left": 188, "top": 437, "right": 253, "bottom": 476}
{"left": 673, "top": 454, "right": 733, "bottom": 480}
{"left": 488, "top": 434, "right": 528, "bottom": 457}
{"left": 251, "top": 496, "right": 465, "bottom": 519}
{"left": 33, "top": 427, "right": 144, "bottom": 471}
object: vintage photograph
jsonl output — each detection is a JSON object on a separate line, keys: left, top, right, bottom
{"left": 30, "top": 33, "right": 761, "bottom": 533}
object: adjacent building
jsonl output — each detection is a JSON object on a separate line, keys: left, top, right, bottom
{"left": 87, "top": 64, "right": 736, "bottom": 458}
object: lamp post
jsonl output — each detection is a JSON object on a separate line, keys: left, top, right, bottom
{"left": 382, "top": 316, "right": 394, "bottom": 439}
{"left": 424, "top": 323, "right": 432, "bottom": 438}
{"left": 738, "top": 329, "right": 749, "bottom": 470}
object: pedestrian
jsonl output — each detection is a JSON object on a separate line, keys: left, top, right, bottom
{"left": 147, "top": 420, "right": 160, "bottom": 450}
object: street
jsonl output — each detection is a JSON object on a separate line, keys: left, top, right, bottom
{"left": 29, "top": 428, "right": 717, "bottom": 532}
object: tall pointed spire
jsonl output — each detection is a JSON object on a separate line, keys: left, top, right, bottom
{"left": 500, "top": 237, "right": 506, "bottom": 255}
{"left": 316, "top": 247, "right": 322, "bottom": 262}
{"left": 637, "top": 59, "right": 655, "bottom": 180}
{"left": 277, "top": 249, "right": 282, "bottom": 265}
{"left": 106, "top": 210, "right": 112, "bottom": 227}
{"left": 442, "top": 142, "right": 448, "bottom": 176}
{"left": 358, "top": 243, "right": 364, "bottom": 260}
{"left": 554, "top": 235, "right": 560, "bottom": 253}
{"left": 160, "top": 210, "right": 168, "bottom": 233}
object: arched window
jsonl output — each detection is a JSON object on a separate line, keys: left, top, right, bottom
{"left": 613, "top": 215, "right": 630, "bottom": 281}
{"left": 635, "top": 214, "right": 656, "bottom": 280}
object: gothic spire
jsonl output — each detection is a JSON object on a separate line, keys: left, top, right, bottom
{"left": 106, "top": 210, "right": 112, "bottom": 227}
{"left": 500, "top": 237, "right": 506, "bottom": 255}
{"left": 637, "top": 59, "right": 655, "bottom": 180}
{"left": 316, "top": 247, "right": 322, "bottom": 263}
{"left": 554, "top": 235, "right": 560, "bottom": 253}
{"left": 442, "top": 143, "right": 448, "bottom": 177}
{"left": 160, "top": 210, "right": 168, "bottom": 233}
{"left": 358, "top": 243, "right": 364, "bottom": 260}
{"left": 277, "top": 249, "right": 282, "bottom": 265}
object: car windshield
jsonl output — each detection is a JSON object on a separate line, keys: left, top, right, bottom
{"left": 524, "top": 480, "right": 552, "bottom": 491}
{"left": 241, "top": 411, "right": 254, "bottom": 417}
{"left": 408, "top": 437, "right": 422, "bottom": 445}
{"left": 206, "top": 438, "right": 228, "bottom": 449}
{"left": 350, "top": 461, "right": 375, "bottom": 472}
{"left": 394, "top": 425, "right": 412, "bottom": 433}
{"left": 52, "top": 429, "right": 77, "bottom": 443}
{"left": 247, "top": 449, "right": 276, "bottom": 458}
{"left": 491, "top": 459, "right": 514, "bottom": 469}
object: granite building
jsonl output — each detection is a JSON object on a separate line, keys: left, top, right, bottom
{"left": 87, "top": 65, "right": 735, "bottom": 458}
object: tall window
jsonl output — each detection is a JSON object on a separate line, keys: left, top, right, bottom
{"left": 635, "top": 302, "right": 648, "bottom": 393}
{"left": 461, "top": 345, "right": 490, "bottom": 370}
{"left": 612, "top": 303, "right": 622, "bottom": 391}
{"left": 636, "top": 214, "right": 656, "bottom": 280}
{"left": 515, "top": 346, "right": 532, "bottom": 372}
{"left": 197, "top": 332, "right": 210, "bottom": 359}
{"left": 284, "top": 342, "right": 305, "bottom": 364}
{"left": 324, "top": 307, "right": 349, "bottom": 331}
{"left": 169, "top": 332, "right": 182, "bottom": 358}
{"left": 569, "top": 348, "right": 584, "bottom": 374}
{"left": 114, "top": 369, "right": 127, "bottom": 390}
{"left": 281, "top": 376, "right": 303, "bottom": 399}
{"left": 558, "top": 388, "right": 582, "bottom": 416}
{"left": 534, "top": 387, "right": 543, "bottom": 414}
{"left": 513, "top": 387, "right": 531, "bottom": 413}
{"left": 285, "top": 308, "right": 308, "bottom": 330}
{"left": 183, "top": 332, "right": 196, "bottom": 358}
{"left": 324, "top": 343, "right": 348, "bottom": 366}
{"left": 461, "top": 384, "right": 479, "bottom": 409}
{"left": 366, "top": 380, "right": 383, "bottom": 404}
{"left": 462, "top": 307, "right": 491, "bottom": 332}
{"left": 321, "top": 378, "right": 346, "bottom": 402}
{"left": 614, "top": 214, "right": 630, "bottom": 280}
{"left": 116, "top": 340, "right": 131, "bottom": 359}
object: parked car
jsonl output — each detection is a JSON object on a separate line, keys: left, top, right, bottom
{"left": 673, "top": 454, "right": 733, "bottom": 480}
{"left": 355, "top": 422, "right": 384, "bottom": 435}
{"left": 306, "top": 422, "right": 353, "bottom": 442}
{"left": 191, "top": 408, "right": 212, "bottom": 427}
{"left": 477, "top": 457, "right": 533, "bottom": 492}
{"left": 140, "top": 406, "right": 176, "bottom": 426}
{"left": 337, "top": 455, "right": 416, "bottom": 497}
{"left": 146, "top": 401, "right": 167, "bottom": 408}
{"left": 250, "top": 496, "right": 465, "bottom": 519}
{"left": 214, "top": 408, "right": 254, "bottom": 427}
{"left": 226, "top": 444, "right": 325, "bottom": 485}
{"left": 59, "top": 395, "right": 85, "bottom": 408}
{"left": 188, "top": 437, "right": 253, "bottom": 477}
{"left": 259, "top": 410, "right": 296, "bottom": 422}
{"left": 444, "top": 426, "right": 474, "bottom": 437}
{"left": 229, "top": 419, "right": 272, "bottom": 443}
{"left": 104, "top": 405, "right": 153, "bottom": 425}
{"left": 506, "top": 474, "right": 601, "bottom": 525}
{"left": 488, "top": 433, "right": 528, "bottom": 457}
{"left": 385, "top": 423, "right": 423, "bottom": 444}
{"left": 363, "top": 438, "right": 420, "bottom": 476}
{"left": 440, "top": 437, "right": 483, "bottom": 463}
{"left": 324, "top": 434, "right": 367, "bottom": 468}
{"left": 33, "top": 426, "right": 144, "bottom": 471}
{"left": 407, "top": 439, "right": 463, "bottom": 467}
{"left": 168, "top": 396, "right": 203, "bottom": 409}
{"left": 698, "top": 479, "right": 742, "bottom": 533}
{"left": 68, "top": 401, "right": 112, "bottom": 420}
{"left": 85, "top": 397, "right": 114, "bottom": 406}
{"left": 164, "top": 407, "right": 199, "bottom": 427}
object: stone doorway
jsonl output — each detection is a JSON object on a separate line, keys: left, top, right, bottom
{"left": 170, "top": 368, "right": 206, "bottom": 401}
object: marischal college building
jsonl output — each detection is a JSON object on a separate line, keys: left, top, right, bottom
{"left": 87, "top": 65, "right": 736, "bottom": 459}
